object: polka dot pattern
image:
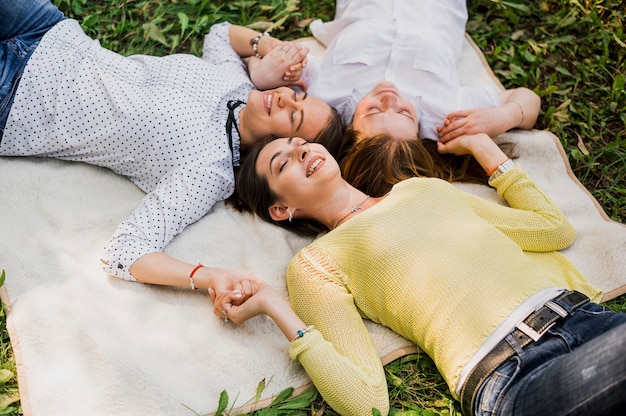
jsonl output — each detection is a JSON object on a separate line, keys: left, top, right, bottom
{"left": 0, "top": 20, "right": 253, "bottom": 280}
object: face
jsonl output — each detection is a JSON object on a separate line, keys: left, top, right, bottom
{"left": 352, "top": 81, "right": 419, "bottom": 139}
{"left": 256, "top": 137, "right": 340, "bottom": 212}
{"left": 242, "top": 87, "right": 332, "bottom": 146}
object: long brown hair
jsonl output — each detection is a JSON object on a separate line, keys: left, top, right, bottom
{"left": 340, "top": 129, "right": 492, "bottom": 197}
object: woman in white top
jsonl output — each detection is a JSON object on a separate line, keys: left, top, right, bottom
{"left": 302, "top": 0, "right": 542, "bottom": 197}
{"left": 0, "top": 0, "right": 342, "bottom": 294}
{"left": 306, "top": 0, "right": 540, "bottom": 142}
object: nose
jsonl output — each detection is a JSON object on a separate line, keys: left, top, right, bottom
{"left": 288, "top": 139, "right": 309, "bottom": 161}
{"left": 276, "top": 89, "right": 296, "bottom": 109}
{"left": 379, "top": 93, "right": 399, "bottom": 110}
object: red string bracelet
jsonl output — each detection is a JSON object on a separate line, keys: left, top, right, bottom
{"left": 189, "top": 263, "right": 204, "bottom": 290}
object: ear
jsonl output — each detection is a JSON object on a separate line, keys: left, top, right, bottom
{"left": 268, "top": 203, "right": 291, "bottom": 222}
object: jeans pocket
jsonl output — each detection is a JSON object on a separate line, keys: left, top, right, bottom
{"left": 476, "top": 358, "right": 521, "bottom": 416}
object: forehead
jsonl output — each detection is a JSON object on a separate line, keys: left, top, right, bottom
{"left": 257, "top": 137, "right": 290, "bottom": 168}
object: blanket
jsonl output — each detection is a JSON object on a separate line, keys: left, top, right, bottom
{"left": 1, "top": 34, "right": 625, "bottom": 416}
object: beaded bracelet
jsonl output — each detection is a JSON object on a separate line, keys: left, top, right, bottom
{"left": 189, "top": 263, "right": 204, "bottom": 290}
{"left": 291, "top": 325, "right": 314, "bottom": 342}
{"left": 250, "top": 32, "right": 270, "bottom": 59}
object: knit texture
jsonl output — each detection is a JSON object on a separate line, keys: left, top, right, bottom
{"left": 288, "top": 166, "right": 601, "bottom": 416}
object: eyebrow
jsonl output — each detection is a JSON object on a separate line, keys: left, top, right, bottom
{"left": 269, "top": 137, "right": 295, "bottom": 174}
{"left": 295, "top": 93, "right": 307, "bottom": 131}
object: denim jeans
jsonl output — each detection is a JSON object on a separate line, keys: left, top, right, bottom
{"left": 0, "top": 0, "right": 65, "bottom": 139}
{"left": 475, "top": 302, "right": 626, "bottom": 416}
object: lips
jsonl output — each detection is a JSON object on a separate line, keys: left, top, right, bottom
{"left": 307, "top": 156, "right": 324, "bottom": 177}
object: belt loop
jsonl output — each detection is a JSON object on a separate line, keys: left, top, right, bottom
{"left": 544, "top": 300, "right": 568, "bottom": 318}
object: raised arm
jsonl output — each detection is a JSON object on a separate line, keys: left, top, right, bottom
{"left": 438, "top": 133, "right": 576, "bottom": 251}
{"left": 228, "top": 25, "right": 309, "bottom": 90}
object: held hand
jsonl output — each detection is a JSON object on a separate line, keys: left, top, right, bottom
{"left": 248, "top": 42, "right": 309, "bottom": 90}
{"left": 436, "top": 133, "right": 484, "bottom": 156}
{"left": 437, "top": 133, "right": 509, "bottom": 175}
{"left": 437, "top": 107, "right": 509, "bottom": 143}
{"left": 212, "top": 285, "right": 280, "bottom": 325}
{"left": 207, "top": 268, "right": 266, "bottom": 306}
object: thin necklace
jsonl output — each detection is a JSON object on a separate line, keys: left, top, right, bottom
{"left": 332, "top": 195, "right": 370, "bottom": 230}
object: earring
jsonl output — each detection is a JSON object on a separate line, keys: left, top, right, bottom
{"left": 288, "top": 210, "right": 293, "bottom": 222}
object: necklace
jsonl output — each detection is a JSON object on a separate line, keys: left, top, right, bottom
{"left": 332, "top": 195, "right": 370, "bottom": 230}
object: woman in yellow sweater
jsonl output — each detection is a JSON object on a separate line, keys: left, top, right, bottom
{"left": 215, "top": 133, "right": 626, "bottom": 416}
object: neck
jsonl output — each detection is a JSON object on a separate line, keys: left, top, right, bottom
{"left": 315, "top": 185, "right": 372, "bottom": 230}
{"left": 237, "top": 107, "right": 254, "bottom": 149}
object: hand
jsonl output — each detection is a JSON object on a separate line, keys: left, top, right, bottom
{"left": 207, "top": 268, "right": 266, "bottom": 306}
{"left": 248, "top": 42, "right": 309, "bottom": 90}
{"left": 212, "top": 285, "right": 280, "bottom": 325}
{"left": 437, "top": 132, "right": 509, "bottom": 174}
{"left": 437, "top": 107, "right": 510, "bottom": 143}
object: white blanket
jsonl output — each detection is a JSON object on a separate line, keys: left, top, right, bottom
{"left": 1, "top": 35, "right": 625, "bottom": 416}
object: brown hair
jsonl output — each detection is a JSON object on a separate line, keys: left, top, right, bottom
{"left": 310, "top": 105, "right": 345, "bottom": 158}
{"left": 340, "top": 129, "right": 492, "bottom": 197}
{"left": 231, "top": 140, "right": 328, "bottom": 237}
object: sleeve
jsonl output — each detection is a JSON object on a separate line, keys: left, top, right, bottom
{"left": 287, "top": 249, "right": 390, "bottom": 416}
{"left": 463, "top": 165, "right": 577, "bottom": 252}
{"left": 202, "top": 21, "right": 245, "bottom": 68}
{"left": 100, "top": 163, "right": 234, "bottom": 281}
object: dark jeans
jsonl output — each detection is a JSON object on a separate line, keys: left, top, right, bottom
{"left": 0, "top": 0, "right": 65, "bottom": 140}
{"left": 475, "top": 302, "right": 626, "bottom": 416}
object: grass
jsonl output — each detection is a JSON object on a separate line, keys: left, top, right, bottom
{"left": 0, "top": 0, "right": 624, "bottom": 415}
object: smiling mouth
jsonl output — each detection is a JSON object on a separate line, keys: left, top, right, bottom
{"left": 264, "top": 93, "right": 273, "bottom": 115}
{"left": 307, "top": 158, "right": 322, "bottom": 177}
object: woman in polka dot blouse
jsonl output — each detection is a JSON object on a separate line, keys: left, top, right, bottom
{"left": 0, "top": 0, "right": 343, "bottom": 294}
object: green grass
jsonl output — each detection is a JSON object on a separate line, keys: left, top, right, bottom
{"left": 1, "top": 0, "right": 625, "bottom": 415}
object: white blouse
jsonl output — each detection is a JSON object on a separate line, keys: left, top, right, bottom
{"left": 305, "top": 0, "right": 501, "bottom": 140}
{"left": 1, "top": 20, "right": 253, "bottom": 280}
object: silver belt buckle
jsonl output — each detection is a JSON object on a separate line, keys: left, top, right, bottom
{"left": 516, "top": 321, "right": 552, "bottom": 342}
{"left": 515, "top": 299, "right": 569, "bottom": 342}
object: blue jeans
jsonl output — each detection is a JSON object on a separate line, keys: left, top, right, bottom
{"left": 0, "top": 0, "right": 65, "bottom": 139}
{"left": 475, "top": 302, "right": 626, "bottom": 416}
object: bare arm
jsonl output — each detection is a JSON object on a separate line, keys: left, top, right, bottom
{"left": 130, "top": 252, "right": 264, "bottom": 296}
{"left": 437, "top": 87, "right": 541, "bottom": 142}
{"left": 498, "top": 87, "right": 541, "bottom": 130}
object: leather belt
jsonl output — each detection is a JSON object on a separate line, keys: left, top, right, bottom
{"left": 459, "top": 290, "right": 589, "bottom": 416}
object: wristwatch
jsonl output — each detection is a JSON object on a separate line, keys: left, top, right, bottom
{"left": 488, "top": 159, "right": 515, "bottom": 183}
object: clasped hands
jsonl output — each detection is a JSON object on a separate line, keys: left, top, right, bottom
{"left": 248, "top": 40, "right": 309, "bottom": 91}
{"left": 208, "top": 271, "right": 278, "bottom": 325}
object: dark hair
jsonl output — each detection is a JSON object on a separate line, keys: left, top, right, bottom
{"left": 226, "top": 108, "right": 345, "bottom": 228}
{"left": 310, "top": 105, "right": 345, "bottom": 158}
{"left": 231, "top": 140, "right": 328, "bottom": 237}
{"left": 340, "top": 129, "right": 495, "bottom": 197}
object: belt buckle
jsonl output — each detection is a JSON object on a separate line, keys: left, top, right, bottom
{"left": 515, "top": 320, "right": 554, "bottom": 342}
{"left": 515, "top": 299, "right": 569, "bottom": 342}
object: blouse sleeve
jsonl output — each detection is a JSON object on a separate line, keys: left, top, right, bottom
{"left": 100, "top": 163, "right": 234, "bottom": 281}
{"left": 202, "top": 21, "right": 246, "bottom": 68}
{"left": 463, "top": 164, "right": 577, "bottom": 252}
{"left": 287, "top": 249, "right": 390, "bottom": 416}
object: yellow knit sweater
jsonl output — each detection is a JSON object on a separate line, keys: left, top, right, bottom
{"left": 287, "top": 166, "right": 601, "bottom": 416}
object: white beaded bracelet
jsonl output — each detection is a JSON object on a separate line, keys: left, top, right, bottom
{"left": 250, "top": 32, "right": 270, "bottom": 59}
